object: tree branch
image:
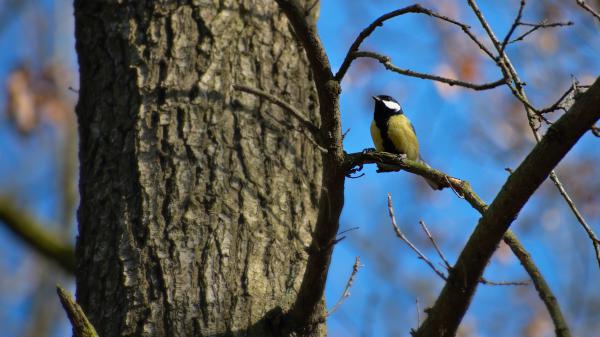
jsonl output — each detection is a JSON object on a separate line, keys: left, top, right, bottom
{"left": 500, "top": 0, "right": 526, "bottom": 52}
{"left": 414, "top": 76, "right": 600, "bottom": 337}
{"left": 232, "top": 84, "right": 325, "bottom": 152}
{"left": 419, "top": 220, "right": 452, "bottom": 271}
{"left": 502, "top": 233, "right": 572, "bottom": 337}
{"left": 508, "top": 20, "right": 573, "bottom": 45}
{"left": 468, "top": 0, "right": 600, "bottom": 271}
{"left": 0, "top": 198, "right": 75, "bottom": 274}
{"left": 334, "top": 4, "right": 496, "bottom": 81}
{"left": 327, "top": 256, "right": 362, "bottom": 316}
{"left": 353, "top": 51, "right": 505, "bottom": 91}
{"left": 576, "top": 0, "right": 600, "bottom": 23}
{"left": 56, "top": 286, "right": 99, "bottom": 337}
{"left": 388, "top": 194, "right": 448, "bottom": 281}
{"left": 232, "top": 84, "right": 320, "bottom": 135}
{"left": 344, "top": 151, "right": 477, "bottom": 199}
{"left": 346, "top": 151, "right": 564, "bottom": 319}
{"left": 549, "top": 173, "right": 600, "bottom": 268}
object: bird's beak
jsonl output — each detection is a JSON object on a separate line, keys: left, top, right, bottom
{"left": 372, "top": 96, "right": 380, "bottom": 102}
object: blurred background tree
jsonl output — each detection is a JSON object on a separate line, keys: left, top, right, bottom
{"left": 0, "top": 0, "right": 599, "bottom": 336}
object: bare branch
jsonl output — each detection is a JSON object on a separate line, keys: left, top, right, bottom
{"left": 0, "top": 198, "right": 75, "bottom": 274}
{"left": 232, "top": 84, "right": 326, "bottom": 152}
{"left": 56, "top": 286, "right": 99, "bottom": 337}
{"left": 414, "top": 75, "right": 600, "bottom": 337}
{"left": 335, "top": 4, "right": 495, "bottom": 81}
{"left": 538, "top": 86, "right": 575, "bottom": 114}
{"left": 501, "top": 0, "right": 526, "bottom": 52}
{"left": 467, "top": 0, "right": 600, "bottom": 273}
{"left": 388, "top": 194, "right": 447, "bottom": 280}
{"left": 467, "top": 0, "right": 504, "bottom": 51}
{"left": 415, "top": 299, "right": 421, "bottom": 327}
{"left": 345, "top": 151, "right": 486, "bottom": 210}
{"left": 327, "top": 256, "right": 362, "bottom": 316}
{"left": 345, "top": 150, "right": 571, "bottom": 330}
{"left": 233, "top": 84, "right": 318, "bottom": 133}
{"left": 508, "top": 20, "right": 574, "bottom": 45}
{"left": 421, "top": 219, "right": 528, "bottom": 287}
{"left": 576, "top": 0, "right": 600, "bottom": 23}
{"left": 353, "top": 51, "right": 505, "bottom": 91}
{"left": 419, "top": 220, "right": 451, "bottom": 270}
{"left": 503, "top": 233, "right": 571, "bottom": 336}
{"left": 478, "top": 278, "right": 529, "bottom": 286}
{"left": 548, "top": 172, "right": 600, "bottom": 268}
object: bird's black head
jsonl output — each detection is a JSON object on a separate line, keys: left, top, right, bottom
{"left": 372, "top": 95, "right": 403, "bottom": 118}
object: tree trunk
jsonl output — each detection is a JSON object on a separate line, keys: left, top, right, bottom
{"left": 74, "top": 1, "right": 322, "bottom": 336}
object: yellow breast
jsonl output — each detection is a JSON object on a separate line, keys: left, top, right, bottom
{"left": 370, "top": 120, "right": 384, "bottom": 152}
{"left": 370, "top": 115, "right": 420, "bottom": 160}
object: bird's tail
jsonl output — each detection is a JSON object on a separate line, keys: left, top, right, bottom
{"left": 419, "top": 156, "right": 442, "bottom": 190}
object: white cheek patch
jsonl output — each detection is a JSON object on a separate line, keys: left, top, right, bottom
{"left": 382, "top": 99, "right": 401, "bottom": 111}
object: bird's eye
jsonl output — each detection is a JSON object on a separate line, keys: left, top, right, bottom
{"left": 382, "top": 100, "right": 401, "bottom": 111}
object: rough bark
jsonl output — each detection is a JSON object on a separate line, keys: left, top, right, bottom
{"left": 74, "top": 1, "right": 322, "bottom": 336}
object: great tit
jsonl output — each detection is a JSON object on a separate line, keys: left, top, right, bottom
{"left": 370, "top": 95, "right": 441, "bottom": 190}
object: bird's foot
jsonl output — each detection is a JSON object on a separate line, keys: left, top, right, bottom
{"left": 362, "top": 147, "right": 376, "bottom": 154}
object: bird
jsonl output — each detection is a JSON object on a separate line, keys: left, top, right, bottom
{"left": 370, "top": 95, "right": 441, "bottom": 190}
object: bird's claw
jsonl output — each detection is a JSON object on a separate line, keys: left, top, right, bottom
{"left": 346, "top": 163, "right": 365, "bottom": 178}
{"left": 362, "top": 147, "right": 376, "bottom": 154}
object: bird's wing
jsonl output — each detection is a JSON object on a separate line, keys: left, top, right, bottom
{"left": 387, "top": 114, "right": 420, "bottom": 160}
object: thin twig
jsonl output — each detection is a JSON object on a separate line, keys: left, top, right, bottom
{"left": 232, "top": 84, "right": 319, "bottom": 134}
{"left": 444, "top": 175, "right": 465, "bottom": 199}
{"left": 342, "top": 128, "right": 351, "bottom": 140}
{"left": 337, "top": 226, "right": 359, "bottom": 237}
{"left": 548, "top": 172, "right": 600, "bottom": 267}
{"left": 233, "top": 84, "right": 326, "bottom": 152}
{"left": 538, "top": 86, "right": 575, "bottom": 114}
{"left": 327, "top": 256, "right": 362, "bottom": 316}
{"left": 479, "top": 278, "right": 529, "bottom": 286}
{"left": 503, "top": 231, "right": 572, "bottom": 336}
{"left": 392, "top": 193, "right": 527, "bottom": 287}
{"left": 334, "top": 4, "right": 495, "bottom": 81}
{"left": 509, "top": 20, "right": 574, "bottom": 45}
{"left": 576, "top": 0, "right": 600, "bottom": 23}
{"left": 420, "top": 220, "right": 527, "bottom": 286}
{"left": 419, "top": 220, "right": 451, "bottom": 270}
{"left": 387, "top": 193, "right": 447, "bottom": 280}
{"left": 415, "top": 298, "right": 421, "bottom": 331}
{"left": 353, "top": 51, "right": 505, "bottom": 91}
{"left": 501, "top": 0, "right": 526, "bottom": 52}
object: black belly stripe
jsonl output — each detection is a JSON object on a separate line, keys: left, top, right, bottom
{"left": 374, "top": 111, "right": 401, "bottom": 153}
